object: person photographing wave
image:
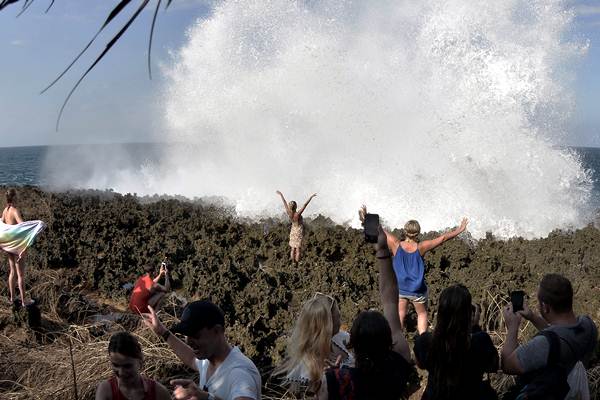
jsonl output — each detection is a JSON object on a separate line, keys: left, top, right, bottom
{"left": 129, "top": 261, "right": 170, "bottom": 314}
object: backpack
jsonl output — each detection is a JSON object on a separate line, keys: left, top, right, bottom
{"left": 504, "top": 330, "right": 570, "bottom": 400}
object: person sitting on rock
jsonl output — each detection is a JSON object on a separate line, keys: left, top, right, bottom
{"left": 129, "top": 262, "right": 170, "bottom": 314}
{"left": 501, "top": 273, "right": 598, "bottom": 400}
{"left": 413, "top": 284, "right": 499, "bottom": 400}
{"left": 274, "top": 292, "right": 353, "bottom": 395}
{"left": 142, "top": 300, "right": 261, "bottom": 400}
{"left": 316, "top": 221, "right": 413, "bottom": 399}
{"left": 276, "top": 190, "right": 317, "bottom": 263}
{"left": 95, "top": 331, "right": 171, "bottom": 400}
{"left": 360, "top": 206, "right": 467, "bottom": 334}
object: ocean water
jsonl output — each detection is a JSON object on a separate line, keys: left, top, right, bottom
{"left": 1, "top": 142, "right": 599, "bottom": 217}
{"left": 1, "top": 2, "right": 596, "bottom": 238}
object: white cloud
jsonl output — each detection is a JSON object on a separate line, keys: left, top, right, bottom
{"left": 9, "top": 39, "right": 26, "bottom": 46}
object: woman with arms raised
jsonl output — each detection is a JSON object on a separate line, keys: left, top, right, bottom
{"left": 276, "top": 190, "right": 317, "bottom": 262}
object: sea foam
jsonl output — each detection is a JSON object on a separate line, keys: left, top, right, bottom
{"left": 46, "top": 0, "right": 593, "bottom": 238}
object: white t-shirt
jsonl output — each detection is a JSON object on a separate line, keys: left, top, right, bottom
{"left": 195, "top": 347, "right": 261, "bottom": 400}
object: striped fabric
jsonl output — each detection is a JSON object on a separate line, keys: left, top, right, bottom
{"left": 0, "top": 220, "right": 45, "bottom": 258}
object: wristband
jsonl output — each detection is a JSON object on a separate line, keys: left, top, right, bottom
{"left": 376, "top": 249, "right": 391, "bottom": 259}
{"left": 161, "top": 330, "right": 171, "bottom": 342}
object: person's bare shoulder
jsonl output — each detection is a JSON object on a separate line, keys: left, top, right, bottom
{"left": 95, "top": 380, "right": 112, "bottom": 400}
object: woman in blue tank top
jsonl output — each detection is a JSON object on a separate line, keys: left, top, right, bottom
{"left": 374, "top": 210, "right": 468, "bottom": 334}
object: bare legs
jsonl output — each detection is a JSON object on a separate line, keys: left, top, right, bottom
{"left": 7, "top": 253, "right": 30, "bottom": 307}
{"left": 414, "top": 302, "right": 428, "bottom": 334}
{"left": 7, "top": 254, "right": 16, "bottom": 303}
{"left": 398, "top": 298, "right": 408, "bottom": 330}
{"left": 398, "top": 298, "right": 428, "bottom": 334}
{"left": 147, "top": 292, "right": 166, "bottom": 311}
{"left": 290, "top": 247, "right": 301, "bottom": 262}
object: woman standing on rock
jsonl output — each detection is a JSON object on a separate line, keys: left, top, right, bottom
{"left": 360, "top": 206, "right": 467, "bottom": 334}
{"left": 0, "top": 188, "right": 45, "bottom": 307}
{"left": 276, "top": 190, "right": 316, "bottom": 262}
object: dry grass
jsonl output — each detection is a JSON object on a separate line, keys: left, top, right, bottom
{"left": 0, "top": 271, "right": 188, "bottom": 400}
{"left": 1, "top": 275, "right": 598, "bottom": 400}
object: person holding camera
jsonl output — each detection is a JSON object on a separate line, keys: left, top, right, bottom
{"left": 501, "top": 274, "right": 597, "bottom": 400}
{"left": 316, "top": 220, "right": 413, "bottom": 399}
{"left": 129, "top": 262, "right": 170, "bottom": 314}
{"left": 360, "top": 206, "right": 468, "bottom": 334}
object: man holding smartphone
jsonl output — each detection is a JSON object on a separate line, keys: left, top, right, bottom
{"left": 129, "top": 262, "right": 170, "bottom": 314}
{"left": 500, "top": 274, "right": 597, "bottom": 399}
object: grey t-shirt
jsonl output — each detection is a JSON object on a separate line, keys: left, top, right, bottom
{"left": 516, "top": 315, "right": 598, "bottom": 373}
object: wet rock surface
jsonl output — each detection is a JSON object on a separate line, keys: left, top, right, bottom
{"left": 2, "top": 187, "right": 599, "bottom": 390}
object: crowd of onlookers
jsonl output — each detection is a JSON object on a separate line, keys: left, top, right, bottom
{"left": 98, "top": 207, "right": 597, "bottom": 400}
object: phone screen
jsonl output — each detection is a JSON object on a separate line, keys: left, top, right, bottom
{"left": 510, "top": 290, "right": 525, "bottom": 312}
{"left": 364, "top": 214, "right": 380, "bottom": 243}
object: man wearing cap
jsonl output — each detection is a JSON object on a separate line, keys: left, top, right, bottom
{"left": 142, "top": 301, "right": 261, "bottom": 400}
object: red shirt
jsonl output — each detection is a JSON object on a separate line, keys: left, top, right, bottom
{"left": 129, "top": 274, "right": 154, "bottom": 314}
{"left": 108, "top": 376, "right": 156, "bottom": 400}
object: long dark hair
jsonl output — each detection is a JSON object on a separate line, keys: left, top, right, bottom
{"left": 427, "top": 284, "right": 472, "bottom": 399}
{"left": 350, "top": 310, "right": 392, "bottom": 374}
{"left": 5, "top": 188, "right": 16, "bottom": 205}
{"left": 348, "top": 310, "right": 405, "bottom": 399}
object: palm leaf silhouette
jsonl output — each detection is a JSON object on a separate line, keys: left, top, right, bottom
{"left": 1, "top": 0, "right": 174, "bottom": 130}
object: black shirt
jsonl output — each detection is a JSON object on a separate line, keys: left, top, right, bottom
{"left": 326, "top": 350, "right": 411, "bottom": 400}
{"left": 414, "top": 330, "right": 499, "bottom": 400}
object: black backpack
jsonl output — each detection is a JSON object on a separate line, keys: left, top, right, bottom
{"left": 504, "top": 330, "right": 570, "bottom": 400}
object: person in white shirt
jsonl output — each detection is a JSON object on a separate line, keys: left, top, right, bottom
{"left": 143, "top": 300, "right": 261, "bottom": 400}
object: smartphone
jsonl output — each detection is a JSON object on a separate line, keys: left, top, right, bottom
{"left": 364, "top": 213, "right": 380, "bottom": 243}
{"left": 510, "top": 290, "right": 525, "bottom": 312}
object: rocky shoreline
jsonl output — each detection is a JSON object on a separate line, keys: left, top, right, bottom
{"left": 1, "top": 187, "right": 599, "bottom": 398}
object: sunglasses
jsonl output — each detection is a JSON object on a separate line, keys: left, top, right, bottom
{"left": 313, "top": 292, "right": 336, "bottom": 310}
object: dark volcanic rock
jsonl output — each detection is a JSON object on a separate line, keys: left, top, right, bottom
{"left": 2, "top": 186, "right": 599, "bottom": 373}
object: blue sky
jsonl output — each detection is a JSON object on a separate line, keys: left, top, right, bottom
{"left": 0, "top": 0, "right": 599, "bottom": 147}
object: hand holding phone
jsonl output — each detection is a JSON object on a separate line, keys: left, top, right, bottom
{"left": 364, "top": 213, "right": 380, "bottom": 243}
{"left": 510, "top": 290, "right": 525, "bottom": 313}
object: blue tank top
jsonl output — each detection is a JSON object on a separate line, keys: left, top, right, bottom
{"left": 392, "top": 245, "right": 427, "bottom": 296}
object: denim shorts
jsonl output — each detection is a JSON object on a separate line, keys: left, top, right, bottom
{"left": 398, "top": 290, "right": 428, "bottom": 304}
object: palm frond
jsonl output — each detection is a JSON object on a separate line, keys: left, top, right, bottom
{"left": 55, "top": 0, "right": 151, "bottom": 131}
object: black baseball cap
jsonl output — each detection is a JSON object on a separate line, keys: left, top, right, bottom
{"left": 171, "top": 300, "right": 225, "bottom": 336}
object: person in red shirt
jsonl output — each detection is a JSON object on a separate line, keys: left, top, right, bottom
{"left": 129, "top": 262, "right": 170, "bottom": 314}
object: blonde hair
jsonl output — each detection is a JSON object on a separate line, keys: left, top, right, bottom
{"left": 404, "top": 220, "right": 421, "bottom": 240}
{"left": 275, "top": 295, "right": 333, "bottom": 391}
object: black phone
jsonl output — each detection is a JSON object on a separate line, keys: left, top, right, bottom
{"left": 510, "top": 290, "right": 525, "bottom": 312}
{"left": 364, "top": 213, "right": 380, "bottom": 243}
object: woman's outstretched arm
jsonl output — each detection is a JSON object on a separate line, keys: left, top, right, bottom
{"left": 275, "top": 190, "right": 293, "bottom": 218}
{"left": 418, "top": 217, "right": 468, "bottom": 255}
{"left": 297, "top": 193, "right": 317, "bottom": 215}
